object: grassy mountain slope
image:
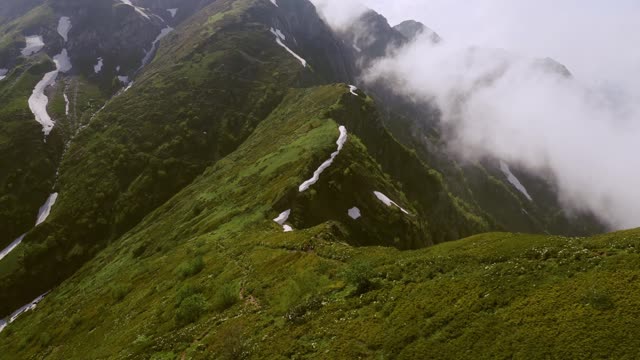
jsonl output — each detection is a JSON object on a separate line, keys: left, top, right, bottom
{"left": 1, "top": 87, "right": 638, "bottom": 357}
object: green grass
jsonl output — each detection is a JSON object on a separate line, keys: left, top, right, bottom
{"left": 1, "top": 83, "right": 640, "bottom": 358}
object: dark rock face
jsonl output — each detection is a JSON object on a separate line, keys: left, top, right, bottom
{"left": 394, "top": 20, "right": 441, "bottom": 43}
{"left": 51, "top": 0, "right": 164, "bottom": 77}
{"left": 268, "top": 0, "right": 355, "bottom": 83}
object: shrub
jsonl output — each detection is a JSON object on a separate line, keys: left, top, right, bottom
{"left": 176, "top": 294, "right": 208, "bottom": 326}
{"left": 110, "top": 283, "right": 132, "bottom": 303}
{"left": 176, "top": 284, "right": 203, "bottom": 307}
{"left": 583, "top": 288, "right": 614, "bottom": 310}
{"left": 213, "top": 283, "right": 239, "bottom": 312}
{"left": 343, "top": 261, "right": 375, "bottom": 295}
{"left": 177, "top": 256, "right": 205, "bottom": 278}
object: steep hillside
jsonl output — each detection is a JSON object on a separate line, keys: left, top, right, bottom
{"left": 2, "top": 84, "right": 639, "bottom": 359}
{"left": 334, "top": 7, "right": 604, "bottom": 237}
{"left": 0, "top": 0, "right": 625, "bottom": 358}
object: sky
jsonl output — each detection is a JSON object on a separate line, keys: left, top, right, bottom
{"left": 311, "top": 0, "right": 640, "bottom": 230}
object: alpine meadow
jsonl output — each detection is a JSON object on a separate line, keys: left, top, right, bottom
{"left": 0, "top": 0, "right": 639, "bottom": 359}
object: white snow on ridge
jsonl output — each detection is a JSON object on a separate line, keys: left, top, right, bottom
{"left": 0, "top": 234, "right": 25, "bottom": 262}
{"left": 348, "top": 207, "right": 361, "bottom": 220}
{"left": 270, "top": 28, "right": 307, "bottom": 67}
{"left": 349, "top": 85, "right": 358, "bottom": 96}
{"left": 270, "top": 0, "right": 278, "bottom": 7}
{"left": 121, "top": 0, "right": 150, "bottom": 19}
{"left": 36, "top": 193, "right": 58, "bottom": 226}
{"left": 299, "top": 125, "right": 348, "bottom": 192}
{"left": 273, "top": 209, "right": 293, "bottom": 232}
{"left": 273, "top": 209, "right": 291, "bottom": 225}
{"left": 94, "top": 57, "right": 104, "bottom": 73}
{"left": 353, "top": 44, "right": 362, "bottom": 52}
{"left": 373, "top": 191, "right": 410, "bottom": 215}
{"left": 118, "top": 75, "right": 129, "bottom": 84}
{"left": 57, "top": 16, "right": 72, "bottom": 42}
{"left": 21, "top": 36, "right": 44, "bottom": 56}
{"left": 500, "top": 161, "right": 533, "bottom": 201}
{"left": 0, "top": 68, "right": 7, "bottom": 81}
{"left": 167, "top": 8, "right": 178, "bottom": 17}
{"left": 7, "top": 293, "right": 47, "bottom": 325}
{"left": 141, "top": 26, "right": 173, "bottom": 68}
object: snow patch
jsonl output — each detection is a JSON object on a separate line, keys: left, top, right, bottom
{"left": 273, "top": 209, "right": 293, "bottom": 232}
{"left": 64, "top": 92, "right": 70, "bottom": 116}
{"left": 54, "top": 49, "right": 73, "bottom": 73}
{"left": 0, "top": 234, "right": 25, "bottom": 262}
{"left": 36, "top": 193, "right": 58, "bottom": 226}
{"left": 120, "top": 0, "right": 150, "bottom": 19}
{"left": 349, "top": 85, "right": 358, "bottom": 96}
{"left": 21, "top": 35, "right": 44, "bottom": 56}
{"left": 57, "top": 16, "right": 72, "bottom": 42}
{"left": 124, "top": 81, "right": 134, "bottom": 92}
{"left": 500, "top": 161, "right": 533, "bottom": 201}
{"left": 94, "top": 57, "right": 103, "bottom": 73}
{"left": 6, "top": 293, "right": 48, "bottom": 326}
{"left": 348, "top": 207, "right": 361, "bottom": 220}
{"left": 0, "top": 68, "right": 7, "bottom": 81}
{"left": 273, "top": 209, "right": 291, "bottom": 225}
{"left": 270, "top": 0, "right": 279, "bottom": 6}
{"left": 141, "top": 26, "right": 173, "bottom": 68}
{"left": 28, "top": 50, "right": 72, "bottom": 137}
{"left": 299, "top": 126, "right": 348, "bottom": 192}
{"left": 352, "top": 44, "right": 361, "bottom": 52}
{"left": 167, "top": 8, "right": 178, "bottom": 17}
{"left": 270, "top": 28, "right": 307, "bottom": 67}
{"left": 118, "top": 75, "right": 129, "bottom": 83}
{"left": 373, "top": 191, "right": 410, "bottom": 215}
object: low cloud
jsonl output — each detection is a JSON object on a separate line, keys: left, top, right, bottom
{"left": 364, "top": 36, "right": 640, "bottom": 230}
{"left": 313, "top": 0, "right": 640, "bottom": 230}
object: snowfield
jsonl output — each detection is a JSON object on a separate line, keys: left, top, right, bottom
{"left": 0, "top": 235, "right": 25, "bottom": 262}
{"left": 94, "top": 57, "right": 104, "bottom": 73}
{"left": 349, "top": 85, "right": 358, "bottom": 96}
{"left": 299, "top": 126, "right": 348, "bottom": 192}
{"left": 36, "top": 193, "right": 59, "bottom": 226}
{"left": 57, "top": 16, "right": 72, "bottom": 42}
{"left": 500, "top": 161, "right": 533, "bottom": 201}
{"left": 64, "top": 93, "right": 70, "bottom": 116}
{"left": 0, "top": 68, "right": 7, "bottom": 80}
{"left": 121, "top": 0, "right": 150, "bottom": 19}
{"left": 348, "top": 207, "right": 362, "bottom": 220}
{"left": 27, "top": 17, "right": 73, "bottom": 137}
{"left": 270, "top": 28, "right": 307, "bottom": 67}
{"left": 29, "top": 50, "right": 72, "bottom": 137}
{"left": 374, "top": 191, "right": 410, "bottom": 215}
{"left": 167, "top": 8, "right": 178, "bottom": 17}
{"left": 21, "top": 36, "right": 44, "bottom": 56}
{"left": 141, "top": 26, "right": 174, "bottom": 68}
{"left": 273, "top": 210, "right": 293, "bottom": 232}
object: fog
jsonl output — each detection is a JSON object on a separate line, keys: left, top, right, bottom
{"left": 311, "top": 0, "right": 640, "bottom": 230}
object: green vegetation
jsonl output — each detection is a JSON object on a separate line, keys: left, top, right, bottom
{"left": 0, "top": 0, "right": 622, "bottom": 358}
{"left": 0, "top": 82, "right": 637, "bottom": 358}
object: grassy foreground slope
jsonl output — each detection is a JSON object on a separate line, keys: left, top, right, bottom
{"left": 2, "top": 85, "right": 640, "bottom": 359}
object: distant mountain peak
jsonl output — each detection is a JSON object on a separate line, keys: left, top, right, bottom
{"left": 394, "top": 19, "right": 441, "bottom": 43}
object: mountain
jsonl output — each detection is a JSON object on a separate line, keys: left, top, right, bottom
{"left": 0, "top": 0, "right": 628, "bottom": 358}
{"left": 394, "top": 19, "right": 441, "bottom": 43}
